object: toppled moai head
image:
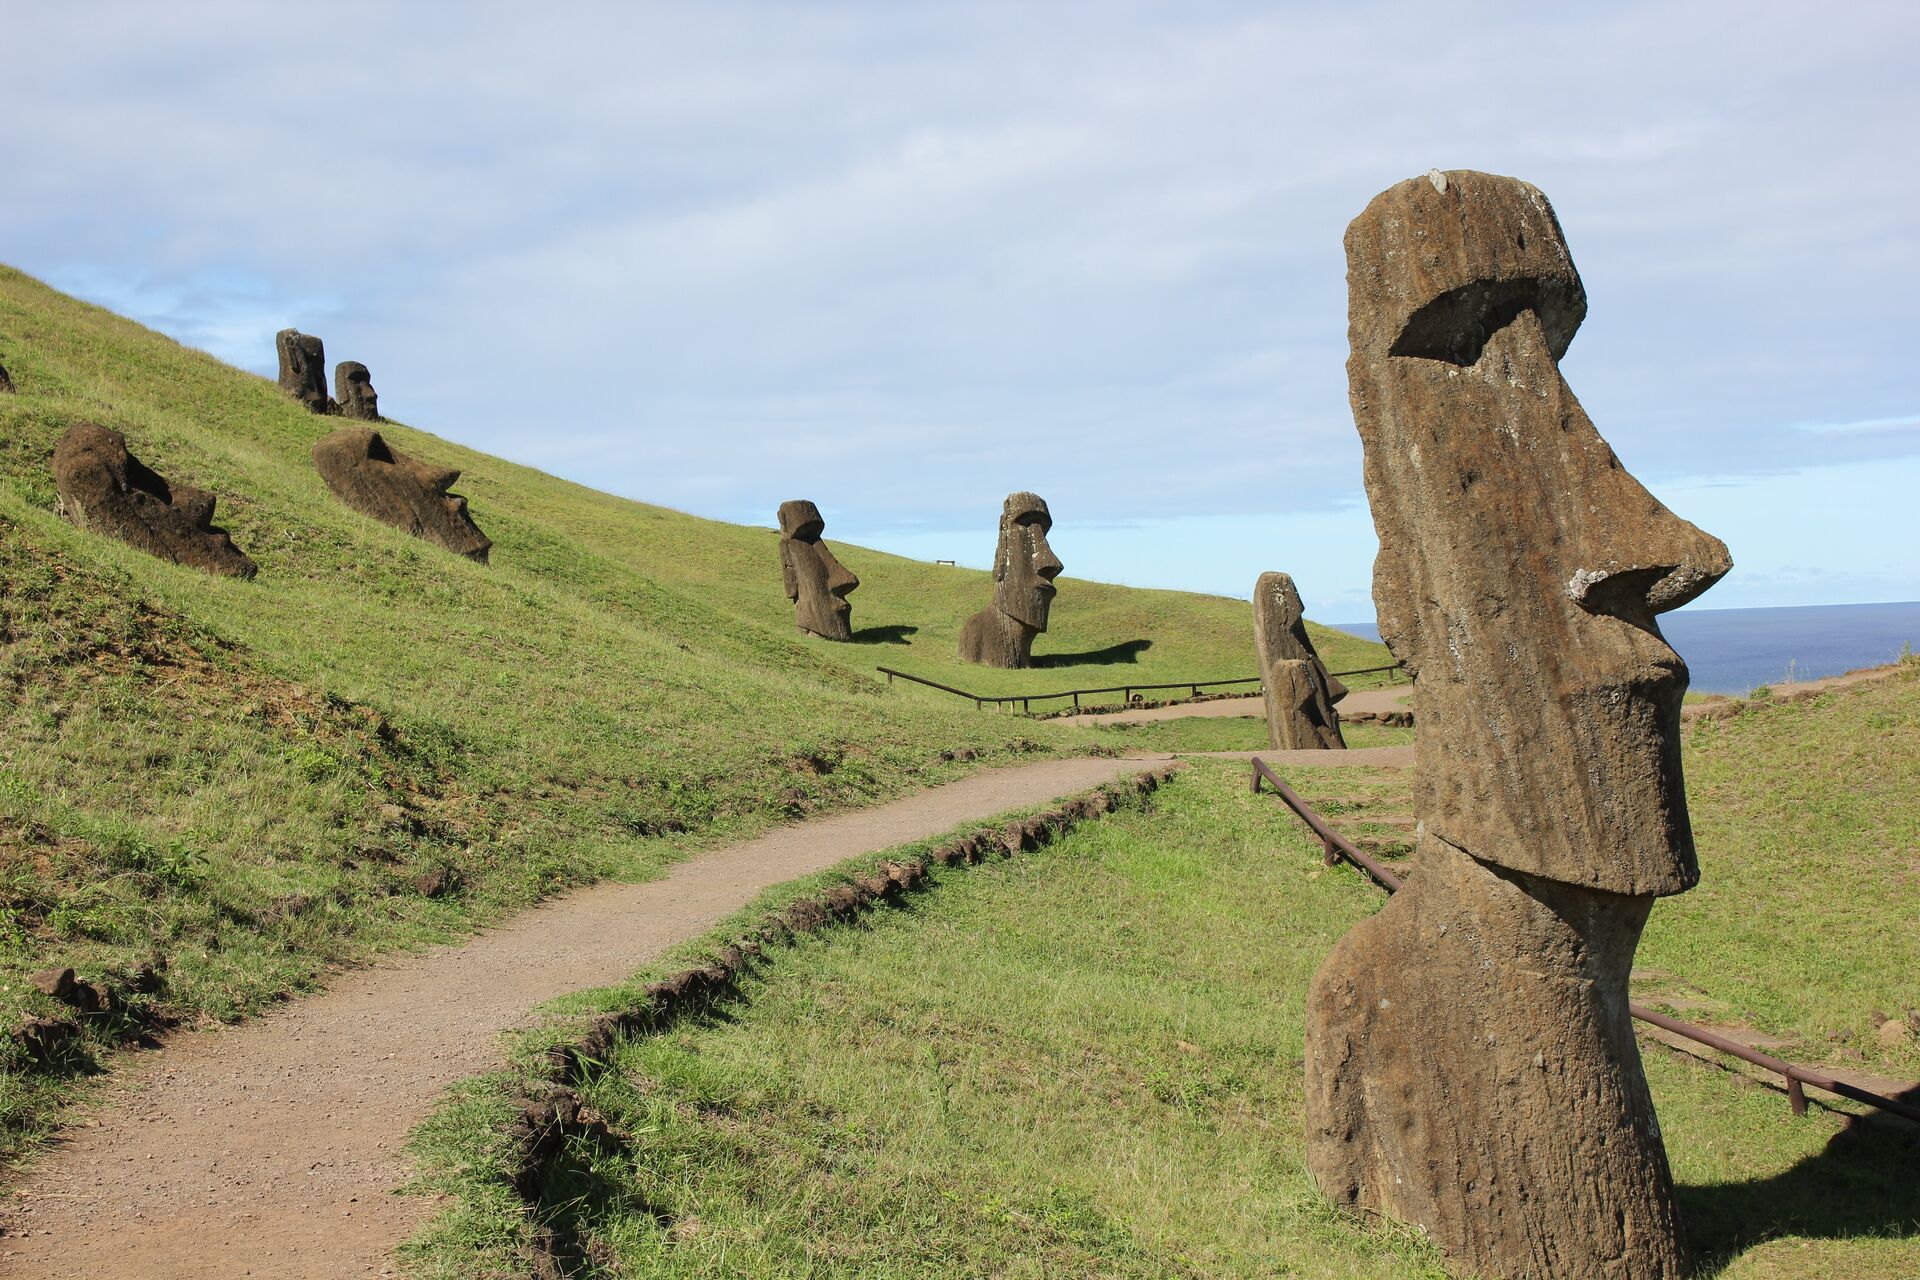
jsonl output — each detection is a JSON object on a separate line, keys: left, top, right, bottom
{"left": 1348, "top": 170, "right": 1730, "bottom": 895}
{"left": 777, "top": 499, "right": 859, "bottom": 641}
{"left": 52, "top": 423, "right": 258, "bottom": 578}
{"left": 991, "top": 492, "right": 1062, "bottom": 632}
{"left": 275, "top": 329, "right": 333, "bottom": 413}
{"left": 334, "top": 361, "right": 380, "bottom": 421}
{"left": 312, "top": 428, "right": 491, "bottom": 562}
{"left": 1252, "top": 571, "right": 1346, "bottom": 703}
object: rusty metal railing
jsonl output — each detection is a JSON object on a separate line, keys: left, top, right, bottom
{"left": 877, "top": 660, "right": 1407, "bottom": 714}
{"left": 1250, "top": 756, "right": 1920, "bottom": 1125}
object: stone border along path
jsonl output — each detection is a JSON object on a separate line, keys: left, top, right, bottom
{"left": 0, "top": 756, "right": 1154, "bottom": 1280}
{"left": 1063, "top": 685, "right": 1411, "bottom": 727}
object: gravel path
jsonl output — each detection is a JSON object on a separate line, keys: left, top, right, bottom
{"left": 0, "top": 756, "right": 1141, "bottom": 1280}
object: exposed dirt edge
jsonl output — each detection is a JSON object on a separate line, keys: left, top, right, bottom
{"left": 1029, "top": 690, "right": 1261, "bottom": 719}
{"left": 493, "top": 763, "right": 1181, "bottom": 1279}
{"left": 1684, "top": 658, "right": 1917, "bottom": 724}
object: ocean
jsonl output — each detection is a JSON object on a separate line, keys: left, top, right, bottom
{"left": 1332, "top": 600, "right": 1920, "bottom": 696}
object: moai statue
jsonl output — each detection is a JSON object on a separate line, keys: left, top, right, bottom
{"left": 1252, "top": 571, "right": 1345, "bottom": 749}
{"left": 275, "top": 329, "right": 334, "bottom": 413}
{"left": 312, "top": 427, "right": 492, "bottom": 562}
{"left": 334, "top": 361, "right": 381, "bottom": 421}
{"left": 958, "top": 492, "right": 1061, "bottom": 668}
{"left": 777, "top": 500, "right": 859, "bottom": 641}
{"left": 52, "top": 423, "right": 258, "bottom": 578}
{"left": 1304, "top": 171, "right": 1730, "bottom": 1280}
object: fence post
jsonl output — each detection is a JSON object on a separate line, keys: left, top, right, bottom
{"left": 1787, "top": 1075, "right": 1808, "bottom": 1116}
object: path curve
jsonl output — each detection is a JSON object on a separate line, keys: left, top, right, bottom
{"left": 0, "top": 756, "right": 1141, "bottom": 1280}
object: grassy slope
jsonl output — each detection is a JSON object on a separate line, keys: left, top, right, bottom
{"left": 0, "top": 263, "right": 1388, "bottom": 1149}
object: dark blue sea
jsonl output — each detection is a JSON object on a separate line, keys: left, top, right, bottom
{"left": 1333, "top": 601, "right": 1920, "bottom": 696}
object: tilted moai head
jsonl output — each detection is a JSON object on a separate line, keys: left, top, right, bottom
{"left": 52, "top": 423, "right": 258, "bottom": 578}
{"left": 1252, "top": 571, "right": 1344, "bottom": 749}
{"left": 991, "top": 492, "right": 1062, "bottom": 631}
{"left": 777, "top": 499, "right": 859, "bottom": 641}
{"left": 275, "top": 329, "right": 333, "bottom": 413}
{"left": 1350, "top": 169, "right": 1730, "bottom": 894}
{"left": 334, "top": 362, "right": 380, "bottom": 421}
{"left": 1252, "top": 571, "right": 1347, "bottom": 703}
{"left": 312, "top": 428, "right": 492, "bottom": 562}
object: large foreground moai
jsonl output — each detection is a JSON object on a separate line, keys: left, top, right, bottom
{"left": 777, "top": 500, "right": 859, "bottom": 641}
{"left": 312, "top": 428, "right": 492, "bottom": 562}
{"left": 1304, "top": 171, "right": 1731, "bottom": 1280}
{"left": 1252, "top": 571, "right": 1345, "bottom": 749}
{"left": 275, "top": 329, "right": 333, "bottom": 413}
{"left": 334, "top": 361, "right": 380, "bottom": 421}
{"left": 52, "top": 424, "right": 258, "bottom": 578}
{"left": 958, "top": 492, "right": 1061, "bottom": 668}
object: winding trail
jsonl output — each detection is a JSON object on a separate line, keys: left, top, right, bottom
{"left": 0, "top": 756, "right": 1143, "bottom": 1280}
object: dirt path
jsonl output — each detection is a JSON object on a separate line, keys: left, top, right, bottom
{"left": 1061, "top": 686, "right": 1411, "bottom": 727}
{"left": 0, "top": 757, "right": 1141, "bottom": 1280}
{"left": 1148, "top": 745, "right": 1415, "bottom": 768}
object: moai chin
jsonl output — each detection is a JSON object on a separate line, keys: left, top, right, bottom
{"left": 52, "top": 423, "right": 258, "bottom": 578}
{"left": 334, "top": 361, "right": 381, "bottom": 421}
{"left": 1304, "top": 171, "right": 1731, "bottom": 1280}
{"left": 1252, "top": 571, "right": 1345, "bottom": 749}
{"left": 958, "top": 492, "right": 1061, "bottom": 668}
{"left": 777, "top": 499, "right": 859, "bottom": 641}
{"left": 275, "top": 329, "right": 334, "bottom": 414}
{"left": 312, "top": 427, "right": 492, "bottom": 562}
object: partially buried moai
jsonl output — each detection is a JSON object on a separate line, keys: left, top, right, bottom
{"left": 312, "top": 427, "right": 492, "bottom": 562}
{"left": 275, "top": 329, "right": 334, "bottom": 413}
{"left": 1252, "top": 571, "right": 1345, "bottom": 749}
{"left": 334, "top": 362, "right": 380, "bottom": 421}
{"left": 777, "top": 500, "right": 859, "bottom": 640}
{"left": 958, "top": 492, "right": 1061, "bottom": 668}
{"left": 1304, "top": 171, "right": 1730, "bottom": 1280}
{"left": 52, "top": 423, "right": 258, "bottom": 578}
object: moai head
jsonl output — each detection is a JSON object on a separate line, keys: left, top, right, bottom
{"left": 990, "top": 492, "right": 1062, "bottom": 632}
{"left": 334, "top": 362, "right": 380, "bottom": 421}
{"left": 52, "top": 423, "right": 258, "bottom": 578}
{"left": 777, "top": 499, "right": 859, "bottom": 641}
{"left": 312, "top": 428, "right": 492, "bottom": 562}
{"left": 275, "top": 329, "right": 333, "bottom": 413}
{"left": 1347, "top": 170, "right": 1730, "bottom": 894}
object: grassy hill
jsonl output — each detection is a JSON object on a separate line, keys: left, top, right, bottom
{"left": 0, "top": 263, "right": 1387, "bottom": 1149}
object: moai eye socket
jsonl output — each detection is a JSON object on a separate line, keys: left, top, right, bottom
{"left": 1388, "top": 277, "right": 1584, "bottom": 367}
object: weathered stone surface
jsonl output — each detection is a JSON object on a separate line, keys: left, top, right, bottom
{"left": 312, "top": 427, "right": 491, "bottom": 562}
{"left": 1253, "top": 571, "right": 1346, "bottom": 749}
{"left": 1305, "top": 170, "right": 1731, "bottom": 1280}
{"left": 52, "top": 424, "right": 259, "bottom": 578}
{"left": 334, "top": 361, "right": 380, "bottom": 421}
{"left": 777, "top": 499, "right": 858, "bottom": 640}
{"left": 958, "top": 492, "right": 1061, "bottom": 668}
{"left": 275, "top": 329, "right": 334, "bottom": 413}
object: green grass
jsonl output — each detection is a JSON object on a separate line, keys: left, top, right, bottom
{"left": 0, "top": 262, "right": 1389, "bottom": 1152}
{"left": 1093, "top": 713, "right": 1411, "bottom": 754}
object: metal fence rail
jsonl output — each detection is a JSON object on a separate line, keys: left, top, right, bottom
{"left": 878, "top": 660, "right": 1406, "bottom": 714}
{"left": 1249, "top": 756, "right": 1920, "bottom": 1125}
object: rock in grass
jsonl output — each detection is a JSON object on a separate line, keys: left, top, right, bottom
{"left": 52, "top": 423, "right": 259, "bottom": 578}
{"left": 312, "top": 427, "right": 492, "bottom": 562}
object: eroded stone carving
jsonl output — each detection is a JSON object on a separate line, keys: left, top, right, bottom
{"left": 52, "top": 424, "right": 257, "bottom": 578}
{"left": 1304, "top": 171, "right": 1731, "bottom": 1280}
{"left": 958, "top": 492, "right": 1060, "bottom": 668}
{"left": 1252, "top": 571, "right": 1345, "bottom": 749}
{"left": 777, "top": 499, "right": 858, "bottom": 640}
{"left": 334, "top": 361, "right": 380, "bottom": 421}
{"left": 312, "top": 427, "right": 491, "bottom": 562}
{"left": 275, "top": 329, "right": 334, "bottom": 414}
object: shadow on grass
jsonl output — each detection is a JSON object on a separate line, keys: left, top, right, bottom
{"left": 1031, "top": 639, "right": 1154, "bottom": 669}
{"left": 850, "top": 624, "right": 919, "bottom": 645}
{"left": 1681, "top": 1090, "right": 1920, "bottom": 1275}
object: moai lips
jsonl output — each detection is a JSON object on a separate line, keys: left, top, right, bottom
{"left": 958, "top": 492, "right": 1062, "bottom": 668}
{"left": 1304, "top": 171, "right": 1730, "bottom": 1280}
{"left": 275, "top": 329, "right": 334, "bottom": 414}
{"left": 312, "top": 428, "right": 491, "bottom": 562}
{"left": 777, "top": 499, "right": 859, "bottom": 641}
{"left": 52, "top": 424, "right": 258, "bottom": 578}
{"left": 1252, "top": 571, "right": 1345, "bottom": 749}
{"left": 334, "top": 361, "right": 380, "bottom": 421}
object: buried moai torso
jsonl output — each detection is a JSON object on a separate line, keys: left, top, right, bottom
{"left": 777, "top": 500, "right": 859, "bottom": 641}
{"left": 312, "top": 428, "right": 492, "bottom": 562}
{"left": 335, "top": 362, "right": 380, "bottom": 421}
{"left": 52, "top": 423, "right": 258, "bottom": 578}
{"left": 1252, "top": 571, "right": 1345, "bottom": 750}
{"left": 275, "top": 329, "right": 333, "bottom": 414}
{"left": 1303, "top": 171, "right": 1730, "bottom": 1280}
{"left": 958, "top": 492, "right": 1061, "bottom": 668}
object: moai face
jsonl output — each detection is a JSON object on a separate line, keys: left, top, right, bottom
{"left": 311, "top": 428, "right": 492, "bottom": 562}
{"left": 1347, "top": 170, "right": 1730, "bottom": 894}
{"left": 777, "top": 499, "right": 859, "bottom": 641}
{"left": 52, "top": 423, "right": 258, "bottom": 578}
{"left": 275, "top": 329, "right": 332, "bottom": 413}
{"left": 990, "top": 492, "right": 1062, "bottom": 632}
{"left": 335, "top": 362, "right": 380, "bottom": 421}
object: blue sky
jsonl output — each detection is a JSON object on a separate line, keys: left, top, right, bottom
{"left": 3, "top": 1, "right": 1915, "bottom": 619}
